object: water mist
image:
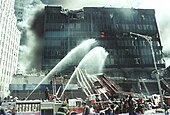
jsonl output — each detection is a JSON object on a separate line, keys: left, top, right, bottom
{"left": 59, "top": 46, "right": 108, "bottom": 98}
{"left": 26, "top": 39, "right": 96, "bottom": 100}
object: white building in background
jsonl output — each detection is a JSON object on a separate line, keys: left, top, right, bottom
{"left": 0, "top": 0, "right": 21, "bottom": 98}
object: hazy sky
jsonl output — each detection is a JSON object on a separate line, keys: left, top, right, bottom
{"left": 41, "top": 0, "right": 170, "bottom": 67}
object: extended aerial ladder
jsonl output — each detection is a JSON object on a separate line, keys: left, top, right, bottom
{"left": 97, "top": 74, "right": 119, "bottom": 94}
{"left": 75, "top": 67, "right": 120, "bottom": 100}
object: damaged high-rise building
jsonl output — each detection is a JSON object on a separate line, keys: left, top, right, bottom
{"left": 10, "top": 6, "right": 167, "bottom": 99}
{"left": 41, "top": 6, "right": 165, "bottom": 94}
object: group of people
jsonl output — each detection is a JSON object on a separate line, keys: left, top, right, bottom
{"left": 0, "top": 100, "right": 16, "bottom": 115}
{"left": 55, "top": 94, "right": 148, "bottom": 115}
{"left": 56, "top": 101, "right": 90, "bottom": 115}
{"left": 0, "top": 101, "right": 5, "bottom": 115}
{"left": 87, "top": 94, "right": 145, "bottom": 115}
{"left": 54, "top": 97, "right": 130, "bottom": 115}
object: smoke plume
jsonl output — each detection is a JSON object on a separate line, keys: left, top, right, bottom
{"left": 17, "top": 1, "right": 45, "bottom": 72}
{"left": 18, "top": 0, "right": 170, "bottom": 72}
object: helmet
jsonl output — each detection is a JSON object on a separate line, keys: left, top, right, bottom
{"left": 82, "top": 101, "right": 86, "bottom": 105}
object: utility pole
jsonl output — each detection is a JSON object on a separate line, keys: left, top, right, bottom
{"left": 130, "top": 32, "right": 164, "bottom": 107}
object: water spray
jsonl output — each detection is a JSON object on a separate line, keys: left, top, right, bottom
{"left": 25, "top": 39, "right": 96, "bottom": 100}
{"left": 59, "top": 46, "right": 108, "bottom": 99}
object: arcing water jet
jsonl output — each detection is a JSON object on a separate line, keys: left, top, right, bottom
{"left": 26, "top": 39, "right": 97, "bottom": 100}
{"left": 59, "top": 46, "right": 108, "bottom": 98}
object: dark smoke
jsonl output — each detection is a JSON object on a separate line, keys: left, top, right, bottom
{"left": 30, "top": 9, "right": 45, "bottom": 38}
{"left": 28, "top": 9, "right": 45, "bottom": 71}
{"left": 17, "top": 2, "right": 45, "bottom": 72}
{"left": 18, "top": 0, "right": 170, "bottom": 72}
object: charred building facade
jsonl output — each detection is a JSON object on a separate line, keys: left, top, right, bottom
{"left": 42, "top": 6, "right": 166, "bottom": 94}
